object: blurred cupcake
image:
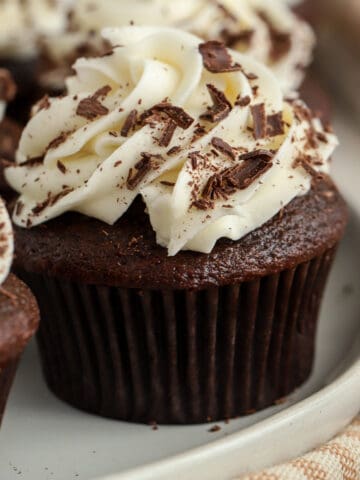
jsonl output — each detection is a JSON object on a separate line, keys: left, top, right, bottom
{"left": 0, "top": 197, "right": 39, "bottom": 424}
{"left": 0, "top": 70, "right": 21, "bottom": 197}
{"left": 7, "top": 27, "right": 347, "bottom": 424}
{"left": 38, "top": 0, "right": 314, "bottom": 95}
{"left": 0, "top": 0, "right": 70, "bottom": 122}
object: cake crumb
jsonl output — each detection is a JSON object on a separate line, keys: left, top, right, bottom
{"left": 208, "top": 425, "right": 221, "bottom": 433}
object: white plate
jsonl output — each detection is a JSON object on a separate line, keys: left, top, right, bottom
{"left": 0, "top": 108, "right": 359, "bottom": 480}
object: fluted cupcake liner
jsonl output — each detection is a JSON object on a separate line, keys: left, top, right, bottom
{"left": 0, "top": 358, "right": 19, "bottom": 424}
{"left": 22, "top": 247, "right": 336, "bottom": 424}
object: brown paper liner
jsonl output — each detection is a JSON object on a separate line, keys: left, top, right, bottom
{"left": 0, "top": 359, "right": 19, "bottom": 425}
{"left": 23, "top": 247, "right": 336, "bottom": 424}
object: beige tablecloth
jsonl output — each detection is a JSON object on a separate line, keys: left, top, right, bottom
{"left": 238, "top": 416, "right": 360, "bottom": 480}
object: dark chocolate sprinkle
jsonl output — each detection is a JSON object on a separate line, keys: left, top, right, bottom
{"left": 121, "top": 109, "right": 138, "bottom": 137}
{"left": 57, "top": 160, "right": 67, "bottom": 174}
{"left": 126, "top": 153, "right": 163, "bottom": 190}
{"left": 199, "top": 41, "right": 242, "bottom": 73}
{"left": 251, "top": 103, "right": 267, "bottom": 139}
{"left": 267, "top": 112, "right": 284, "bottom": 137}
{"left": 200, "top": 84, "right": 232, "bottom": 123}
{"left": 158, "top": 119, "right": 177, "bottom": 147}
{"left": 201, "top": 153, "right": 273, "bottom": 202}
{"left": 141, "top": 103, "right": 194, "bottom": 130}
{"left": 211, "top": 137, "right": 236, "bottom": 160}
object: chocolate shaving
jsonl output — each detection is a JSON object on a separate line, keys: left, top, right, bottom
{"left": 160, "top": 180, "right": 175, "bottom": 187}
{"left": 304, "top": 127, "right": 319, "bottom": 150}
{"left": 36, "top": 94, "right": 51, "bottom": 112}
{"left": 47, "top": 131, "right": 73, "bottom": 151}
{"left": 141, "top": 103, "right": 194, "bottom": 129}
{"left": 251, "top": 103, "right": 267, "bottom": 139}
{"left": 167, "top": 146, "right": 181, "bottom": 156}
{"left": 202, "top": 154, "right": 273, "bottom": 201}
{"left": 267, "top": 112, "right": 284, "bottom": 137}
{"left": 316, "top": 131, "right": 328, "bottom": 143}
{"left": 239, "top": 149, "right": 274, "bottom": 162}
{"left": 32, "top": 188, "right": 74, "bottom": 216}
{"left": 158, "top": 119, "right": 177, "bottom": 147}
{"left": 57, "top": 160, "right": 67, "bottom": 174}
{"left": 293, "top": 155, "right": 323, "bottom": 182}
{"left": 200, "top": 84, "right": 232, "bottom": 123}
{"left": 76, "top": 85, "right": 111, "bottom": 120}
{"left": 15, "top": 201, "right": 24, "bottom": 216}
{"left": 92, "top": 85, "right": 112, "bottom": 100}
{"left": 19, "top": 156, "right": 44, "bottom": 167}
{"left": 235, "top": 95, "right": 251, "bottom": 107}
{"left": 191, "top": 199, "right": 214, "bottom": 210}
{"left": 199, "top": 41, "right": 242, "bottom": 73}
{"left": 189, "top": 152, "right": 201, "bottom": 170}
{"left": 0, "top": 69, "right": 17, "bottom": 102}
{"left": 126, "top": 153, "right": 162, "bottom": 190}
{"left": 121, "top": 109, "right": 138, "bottom": 137}
{"left": 211, "top": 137, "right": 236, "bottom": 160}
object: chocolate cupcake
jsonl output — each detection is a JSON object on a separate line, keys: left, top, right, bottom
{"left": 0, "top": 70, "right": 21, "bottom": 196}
{"left": 0, "top": 0, "right": 70, "bottom": 122}
{"left": 39, "top": 0, "right": 314, "bottom": 95}
{"left": 6, "top": 28, "right": 347, "bottom": 424}
{"left": 0, "top": 197, "right": 39, "bottom": 424}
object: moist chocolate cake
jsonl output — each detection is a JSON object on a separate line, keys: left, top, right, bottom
{"left": 0, "top": 196, "right": 39, "bottom": 424}
{"left": 0, "top": 275, "right": 39, "bottom": 423}
{"left": 14, "top": 178, "right": 346, "bottom": 290}
{"left": 6, "top": 29, "right": 347, "bottom": 424}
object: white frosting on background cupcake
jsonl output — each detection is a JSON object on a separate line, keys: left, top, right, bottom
{"left": 6, "top": 27, "right": 336, "bottom": 255}
{"left": 61, "top": 0, "right": 315, "bottom": 93}
{"left": 0, "top": 0, "right": 70, "bottom": 59}
{"left": 0, "top": 198, "right": 13, "bottom": 285}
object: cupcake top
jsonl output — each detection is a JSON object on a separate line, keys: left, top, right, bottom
{"left": 0, "top": 197, "right": 13, "bottom": 285}
{"left": 0, "top": 0, "right": 70, "bottom": 59}
{"left": 6, "top": 27, "right": 337, "bottom": 255}
{"left": 0, "top": 69, "right": 17, "bottom": 121}
{"left": 45, "top": 0, "right": 314, "bottom": 93}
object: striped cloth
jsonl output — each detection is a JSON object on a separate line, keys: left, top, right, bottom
{"left": 238, "top": 417, "right": 360, "bottom": 480}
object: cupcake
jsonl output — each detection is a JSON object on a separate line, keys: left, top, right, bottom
{"left": 0, "top": 0, "right": 70, "bottom": 122}
{"left": 39, "top": 0, "right": 314, "bottom": 95}
{"left": 6, "top": 27, "right": 347, "bottom": 424}
{"left": 0, "top": 69, "right": 21, "bottom": 196}
{"left": 0, "top": 197, "right": 39, "bottom": 423}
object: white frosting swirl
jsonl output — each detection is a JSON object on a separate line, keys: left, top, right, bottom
{"left": 0, "top": 198, "right": 13, "bottom": 285}
{"left": 6, "top": 27, "right": 337, "bottom": 255}
{"left": 0, "top": 0, "right": 70, "bottom": 59}
{"left": 64, "top": 0, "right": 315, "bottom": 92}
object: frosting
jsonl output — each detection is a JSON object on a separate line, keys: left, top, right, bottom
{"left": 0, "top": 0, "right": 70, "bottom": 59}
{"left": 6, "top": 27, "right": 337, "bottom": 255}
{"left": 61, "top": 0, "right": 315, "bottom": 92}
{"left": 0, "top": 197, "right": 13, "bottom": 285}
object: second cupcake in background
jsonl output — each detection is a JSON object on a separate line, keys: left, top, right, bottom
{"left": 38, "top": 0, "right": 315, "bottom": 96}
{"left": 6, "top": 27, "right": 347, "bottom": 424}
{"left": 0, "top": 0, "right": 70, "bottom": 122}
{"left": 0, "top": 69, "right": 21, "bottom": 197}
{"left": 0, "top": 197, "right": 39, "bottom": 424}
